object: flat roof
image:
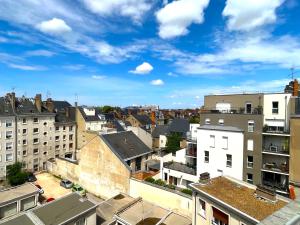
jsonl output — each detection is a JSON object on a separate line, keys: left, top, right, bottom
{"left": 97, "top": 194, "right": 135, "bottom": 225}
{"left": 116, "top": 198, "right": 191, "bottom": 225}
{"left": 190, "top": 177, "right": 288, "bottom": 221}
{"left": 0, "top": 214, "right": 34, "bottom": 225}
{"left": 198, "top": 125, "right": 243, "bottom": 132}
{"left": 32, "top": 193, "right": 96, "bottom": 225}
{"left": 0, "top": 183, "right": 39, "bottom": 205}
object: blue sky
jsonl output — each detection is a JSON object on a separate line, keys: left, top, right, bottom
{"left": 0, "top": 0, "right": 300, "bottom": 108}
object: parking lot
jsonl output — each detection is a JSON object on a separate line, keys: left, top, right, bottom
{"left": 35, "top": 172, "right": 71, "bottom": 199}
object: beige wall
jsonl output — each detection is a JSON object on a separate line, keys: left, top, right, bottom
{"left": 129, "top": 178, "right": 193, "bottom": 217}
{"left": 48, "top": 133, "right": 131, "bottom": 199}
{"left": 126, "top": 115, "right": 142, "bottom": 127}
{"left": 290, "top": 117, "right": 300, "bottom": 185}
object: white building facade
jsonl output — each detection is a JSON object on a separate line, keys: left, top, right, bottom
{"left": 197, "top": 125, "right": 244, "bottom": 180}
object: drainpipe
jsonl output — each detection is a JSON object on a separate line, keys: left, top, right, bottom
{"left": 194, "top": 192, "right": 197, "bottom": 225}
{"left": 285, "top": 96, "right": 287, "bottom": 132}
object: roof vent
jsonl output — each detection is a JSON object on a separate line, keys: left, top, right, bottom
{"left": 255, "top": 185, "right": 277, "bottom": 203}
{"left": 199, "top": 172, "right": 210, "bottom": 185}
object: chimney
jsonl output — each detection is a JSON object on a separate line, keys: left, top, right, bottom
{"left": 8, "top": 92, "right": 16, "bottom": 111}
{"left": 293, "top": 79, "right": 299, "bottom": 97}
{"left": 199, "top": 172, "right": 210, "bottom": 185}
{"left": 45, "top": 98, "right": 54, "bottom": 113}
{"left": 151, "top": 111, "right": 156, "bottom": 125}
{"left": 65, "top": 107, "right": 70, "bottom": 118}
{"left": 34, "top": 94, "right": 42, "bottom": 112}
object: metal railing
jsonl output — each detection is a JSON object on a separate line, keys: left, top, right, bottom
{"left": 200, "top": 107, "right": 263, "bottom": 115}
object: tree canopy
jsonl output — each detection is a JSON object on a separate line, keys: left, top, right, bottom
{"left": 165, "top": 132, "right": 182, "bottom": 154}
{"left": 6, "top": 162, "right": 28, "bottom": 186}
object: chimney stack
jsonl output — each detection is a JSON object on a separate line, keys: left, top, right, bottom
{"left": 45, "top": 98, "right": 54, "bottom": 112}
{"left": 35, "top": 94, "right": 42, "bottom": 112}
{"left": 293, "top": 79, "right": 299, "bottom": 97}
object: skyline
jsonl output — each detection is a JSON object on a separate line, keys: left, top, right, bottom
{"left": 0, "top": 0, "right": 300, "bottom": 108}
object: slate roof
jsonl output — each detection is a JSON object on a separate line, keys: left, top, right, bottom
{"left": 101, "top": 131, "right": 152, "bottom": 161}
{"left": 131, "top": 114, "right": 152, "bottom": 125}
{"left": 152, "top": 125, "right": 169, "bottom": 138}
{"left": 78, "top": 107, "right": 101, "bottom": 122}
{"left": 168, "top": 118, "right": 189, "bottom": 134}
{"left": 52, "top": 101, "right": 71, "bottom": 112}
{"left": 199, "top": 125, "right": 243, "bottom": 132}
{"left": 0, "top": 97, "right": 14, "bottom": 116}
{"left": 112, "top": 120, "right": 125, "bottom": 132}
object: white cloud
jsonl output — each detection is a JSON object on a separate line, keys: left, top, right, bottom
{"left": 167, "top": 72, "right": 178, "bottom": 77}
{"left": 82, "top": 0, "right": 152, "bottom": 23}
{"left": 91, "top": 75, "right": 106, "bottom": 79}
{"left": 130, "top": 62, "right": 153, "bottom": 74}
{"left": 25, "top": 50, "right": 56, "bottom": 57}
{"left": 156, "top": 0, "right": 210, "bottom": 39}
{"left": 150, "top": 79, "right": 164, "bottom": 85}
{"left": 223, "top": 0, "right": 284, "bottom": 31}
{"left": 36, "top": 18, "right": 72, "bottom": 35}
{"left": 8, "top": 63, "right": 46, "bottom": 71}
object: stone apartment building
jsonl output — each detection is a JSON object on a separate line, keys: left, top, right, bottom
{"left": 0, "top": 93, "right": 76, "bottom": 178}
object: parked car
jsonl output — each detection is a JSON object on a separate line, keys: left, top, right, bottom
{"left": 72, "top": 184, "right": 86, "bottom": 196}
{"left": 35, "top": 184, "right": 44, "bottom": 194}
{"left": 60, "top": 179, "right": 73, "bottom": 189}
{"left": 27, "top": 173, "right": 37, "bottom": 182}
{"left": 46, "top": 197, "right": 55, "bottom": 203}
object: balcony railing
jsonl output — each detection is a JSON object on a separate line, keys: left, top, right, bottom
{"left": 262, "top": 162, "right": 289, "bottom": 174}
{"left": 263, "top": 125, "right": 289, "bottom": 134}
{"left": 200, "top": 107, "right": 263, "bottom": 115}
{"left": 263, "top": 145, "right": 289, "bottom": 155}
{"left": 262, "top": 180, "right": 288, "bottom": 193}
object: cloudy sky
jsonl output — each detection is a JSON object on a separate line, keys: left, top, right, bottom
{"left": 0, "top": 0, "right": 299, "bottom": 108}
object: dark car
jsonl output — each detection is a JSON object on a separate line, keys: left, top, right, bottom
{"left": 27, "top": 173, "right": 37, "bottom": 182}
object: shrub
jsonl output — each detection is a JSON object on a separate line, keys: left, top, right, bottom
{"left": 166, "top": 184, "right": 176, "bottom": 190}
{"left": 6, "top": 162, "right": 28, "bottom": 186}
{"left": 145, "top": 177, "right": 155, "bottom": 183}
{"left": 181, "top": 188, "right": 192, "bottom": 196}
{"left": 153, "top": 179, "right": 166, "bottom": 186}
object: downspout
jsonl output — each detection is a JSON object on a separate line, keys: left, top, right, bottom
{"left": 194, "top": 192, "right": 197, "bottom": 225}
{"left": 285, "top": 96, "right": 287, "bottom": 132}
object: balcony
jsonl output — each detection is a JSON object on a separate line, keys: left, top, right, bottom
{"left": 262, "top": 162, "right": 289, "bottom": 175}
{"left": 263, "top": 145, "right": 289, "bottom": 156}
{"left": 186, "top": 143, "right": 197, "bottom": 158}
{"left": 200, "top": 106, "right": 263, "bottom": 115}
{"left": 262, "top": 172, "right": 289, "bottom": 194}
{"left": 262, "top": 125, "right": 290, "bottom": 136}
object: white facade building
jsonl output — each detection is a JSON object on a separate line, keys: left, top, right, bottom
{"left": 197, "top": 125, "right": 244, "bottom": 180}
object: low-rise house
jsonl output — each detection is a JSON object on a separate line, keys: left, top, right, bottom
{"left": 0, "top": 192, "right": 97, "bottom": 225}
{"left": 0, "top": 183, "right": 39, "bottom": 219}
{"left": 126, "top": 114, "right": 152, "bottom": 131}
{"left": 189, "top": 176, "right": 289, "bottom": 225}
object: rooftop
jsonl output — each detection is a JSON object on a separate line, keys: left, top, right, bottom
{"left": 198, "top": 125, "right": 243, "bottom": 132}
{"left": 115, "top": 198, "right": 191, "bottom": 225}
{"left": 190, "top": 177, "right": 288, "bottom": 221}
{"left": 101, "top": 131, "right": 152, "bottom": 161}
{"left": 32, "top": 193, "right": 96, "bottom": 225}
{"left": 0, "top": 183, "right": 39, "bottom": 206}
{"left": 164, "top": 161, "right": 196, "bottom": 175}
{"left": 131, "top": 114, "right": 152, "bottom": 125}
{"left": 0, "top": 214, "right": 35, "bottom": 225}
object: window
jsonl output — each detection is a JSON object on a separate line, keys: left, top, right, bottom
{"left": 210, "top": 135, "right": 215, "bottom": 148}
{"left": 247, "top": 173, "right": 253, "bottom": 184}
{"left": 272, "top": 101, "right": 279, "bottom": 114}
{"left": 6, "top": 142, "right": 13, "bottom": 151}
{"left": 6, "top": 131, "right": 13, "bottom": 139}
{"left": 69, "top": 134, "right": 73, "bottom": 141}
{"left": 248, "top": 120, "right": 254, "bottom": 132}
{"left": 69, "top": 143, "right": 73, "bottom": 149}
{"left": 75, "top": 218, "right": 86, "bottom": 225}
{"left": 226, "top": 154, "right": 232, "bottom": 167}
{"left": 23, "top": 150, "right": 27, "bottom": 156}
{"left": 33, "top": 148, "right": 39, "bottom": 154}
{"left": 63, "top": 135, "right": 66, "bottom": 141}
{"left": 43, "top": 122, "right": 47, "bottom": 126}
{"left": 205, "top": 118, "right": 211, "bottom": 125}
{"left": 43, "top": 132, "right": 47, "bottom": 136}
{"left": 222, "top": 136, "right": 228, "bottom": 150}
{"left": 22, "top": 129, "right": 27, "bottom": 135}
{"left": 164, "top": 173, "right": 168, "bottom": 181}
{"left": 247, "top": 156, "right": 253, "bottom": 168}
{"left": 22, "top": 118, "right": 27, "bottom": 124}
{"left": 6, "top": 153, "right": 13, "bottom": 162}
{"left": 33, "top": 128, "right": 39, "bottom": 134}
{"left": 63, "top": 144, "right": 66, "bottom": 149}
{"left": 55, "top": 136, "right": 59, "bottom": 141}
{"left": 204, "top": 151, "right": 209, "bottom": 163}
{"left": 218, "top": 119, "right": 224, "bottom": 125}
{"left": 55, "top": 145, "right": 59, "bottom": 150}
{"left": 198, "top": 199, "right": 206, "bottom": 218}
{"left": 33, "top": 118, "right": 38, "bottom": 123}
{"left": 247, "top": 139, "right": 253, "bottom": 151}
{"left": 33, "top": 138, "right": 39, "bottom": 144}
{"left": 43, "top": 142, "right": 47, "bottom": 146}
{"left": 55, "top": 126, "right": 59, "bottom": 131}
{"left": 6, "top": 120, "right": 12, "bottom": 127}
{"left": 63, "top": 126, "right": 66, "bottom": 131}
{"left": 69, "top": 126, "right": 73, "bottom": 131}
{"left": 23, "top": 139, "right": 27, "bottom": 145}
{"left": 245, "top": 103, "right": 252, "bottom": 114}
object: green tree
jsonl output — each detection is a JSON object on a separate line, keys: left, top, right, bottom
{"left": 165, "top": 132, "right": 182, "bottom": 154}
{"left": 189, "top": 116, "right": 200, "bottom": 124}
{"left": 6, "top": 162, "right": 28, "bottom": 186}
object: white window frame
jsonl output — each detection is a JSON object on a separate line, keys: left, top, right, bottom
{"left": 248, "top": 120, "right": 254, "bottom": 132}
{"left": 247, "top": 139, "right": 253, "bottom": 151}
{"left": 204, "top": 151, "right": 209, "bottom": 163}
{"left": 209, "top": 135, "right": 215, "bottom": 148}
{"left": 205, "top": 118, "right": 211, "bottom": 125}
{"left": 5, "top": 120, "right": 13, "bottom": 128}
{"left": 222, "top": 136, "right": 228, "bottom": 150}
{"left": 218, "top": 119, "right": 224, "bottom": 125}
{"left": 6, "top": 131, "right": 13, "bottom": 139}
{"left": 247, "top": 156, "right": 253, "bottom": 168}
{"left": 6, "top": 142, "right": 13, "bottom": 151}
{"left": 272, "top": 101, "right": 279, "bottom": 114}
{"left": 226, "top": 154, "right": 232, "bottom": 168}
{"left": 33, "top": 138, "right": 39, "bottom": 145}
{"left": 247, "top": 173, "right": 253, "bottom": 184}
{"left": 198, "top": 198, "right": 206, "bottom": 219}
{"left": 6, "top": 153, "right": 13, "bottom": 162}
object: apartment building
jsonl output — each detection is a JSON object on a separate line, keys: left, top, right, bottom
{"left": 199, "top": 92, "right": 297, "bottom": 195}
{"left": 0, "top": 96, "right": 16, "bottom": 179}
{"left": 0, "top": 93, "right": 77, "bottom": 177}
